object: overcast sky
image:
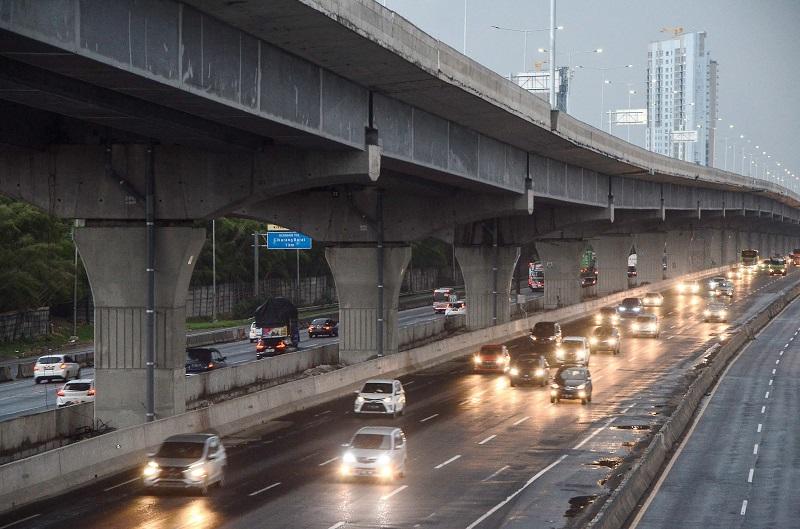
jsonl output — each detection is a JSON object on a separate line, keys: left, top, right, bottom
{"left": 382, "top": 0, "right": 800, "bottom": 185}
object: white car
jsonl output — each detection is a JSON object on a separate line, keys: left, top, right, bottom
{"left": 33, "top": 354, "right": 80, "bottom": 384}
{"left": 143, "top": 433, "right": 227, "bottom": 495}
{"left": 56, "top": 379, "right": 95, "bottom": 407}
{"left": 354, "top": 379, "right": 406, "bottom": 417}
{"left": 340, "top": 426, "right": 407, "bottom": 480}
{"left": 445, "top": 300, "right": 466, "bottom": 316}
{"left": 707, "top": 276, "right": 727, "bottom": 290}
{"left": 555, "top": 336, "right": 590, "bottom": 366}
{"left": 641, "top": 292, "right": 664, "bottom": 307}
{"left": 704, "top": 302, "right": 729, "bottom": 322}
{"left": 248, "top": 322, "right": 262, "bottom": 343}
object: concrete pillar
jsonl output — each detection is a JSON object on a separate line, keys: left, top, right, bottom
{"left": 326, "top": 246, "right": 411, "bottom": 364}
{"left": 75, "top": 225, "right": 205, "bottom": 429}
{"left": 701, "top": 229, "right": 723, "bottom": 269}
{"left": 665, "top": 230, "right": 692, "bottom": 278}
{"left": 721, "top": 229, "right": 739, "bottom": 265}
{"left": 593, "top": 235, "right": 633, "bottom": 296}
{"left": 536, "top": 240, "right": 586, "bottom": 310}
{"left": 633, "top": 232, "right": 666, "bottom": 285}
{"left": 758, "top": 232, "right": 768, "bottom": 256}
{"left": 455, "top": 246, "right": 520, "bottom": 330}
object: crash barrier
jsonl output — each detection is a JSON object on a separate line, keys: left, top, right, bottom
{"left": 398, "top": 315, "right": 465, "bottom": 352}
{"left": 0, "top": 403, "right": 94, "bottom": 466}
{"left": 0, "top": 265, "right": 731, "bottom": 514}
{"left": 585, "top": 278, "right": 800, "bottom": 529}
{"left": 0, "top": 367, "right": 12, "bottom": 382}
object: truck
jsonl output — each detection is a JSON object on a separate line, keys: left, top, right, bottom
{"left": 627, "top": 253, "right": 637, "bottom": 278}
{"left": 433, "top": 287, "right": 458, "bottom": 313}
{"left": 528, "top": 262, "right": 544, "bottom": 291}
{"left": 253, "top": 297, "right": 300, "bottom": 359}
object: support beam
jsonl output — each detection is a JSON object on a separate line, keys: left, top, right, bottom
{"left": 633, "top": 232, "right": 666, "bottom": 285}
{"left": 455, "top": 246, "right": 520, "bottom": 330}
{"left": 75, "top": 225, "right": 205, "bottom": 429}
{"left": 593, "top": 235, "right": 633, "bottom": 296}
{"left": 325, "top": 246, "right": 411, "bottom": 364}
{"left": 536, "top": 240, "right": 586, "bottom": 309}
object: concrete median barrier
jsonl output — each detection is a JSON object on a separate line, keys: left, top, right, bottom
{"left": 0, "top": 367, "right": 12, "bottom": 383}
{"left": 15, "top": 362, "right": 34, "bottom": 379}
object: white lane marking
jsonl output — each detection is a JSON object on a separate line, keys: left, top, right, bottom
{"left": 741, "top": 500, "right": 748, "bottom": 516}
{"left": 315, "top": 410, "right": 332, "bottom": 416}
{"left": 780, "top": 351, "right": 785, "bottom": 356}
{"left": 621, "top": 405, "right": 634, "bottom": 414}
{"left": 776, "top": 359, "right": 780, "bottom": 364}
{"left": 403, "top": 380, "right": 415, "bottom": 386}
{"left": 249, "top": 482, "right": 281, "bottom": 496}
{"left": 769, "top": 379, "right": 773, "bottom": 386}
{"left": 478, "top": 435, "right": 496, "bottom": 445}
{"left": 380, "top": 484, "right": 408, "bottom": 500}
{"left": 757, "top": 423, "right": 762, "bottom": 433}
{"left": 434, "top": 455, "right": 461, "bottom": 469}
{"left": 103, "top": 477, "right": 140, "bottom": 492}
{"left": 420, "top": 413, "right": 439, "bottom": 423}
{"left": 459, "top": 399, "right": 471, "bottom": 405}
{"left": 574, "top": 418, "right": 616, "bottom": 450}
{"left": 784, "top": 343, "right": 789, "bottom": 348}
{"left": 465, "top": 455, "right": 567, "bottom": 529}
{"left": 747, "top": 468, "right": 754, "bottom": 483}
{"left": 512, "top": 416, "right": 530, "bottom": 426}
{"left": 319, "top": 457, "right": 339, "bottom": 466}
{"left": 761, "top": 406, "right": 766, "bottom": 414}
{"left": 772, "top": 369, "right": 776, "bottom": 375}
{"left": 482, "top": 465, "right": 510, "bottom": 482}
{"left": 328, "top": 523, "right": 346, "bottom": 529}
{"left": 666, "top": 336, "right": 674, "bottom": 340}
{"left": 753, "top": 444, "right": 759, "bottom": 455}
{"left": 765, "top": 392, "right": 770, "bottom": 399}
{"left": 0, "top": 514, "right": 41, "bottom": 529}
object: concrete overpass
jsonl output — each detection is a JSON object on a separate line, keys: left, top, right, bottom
{"left": 0, "top": 0, "right": 798, "bottom": 428}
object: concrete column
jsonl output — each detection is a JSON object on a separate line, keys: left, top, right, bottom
{"left": 633, "top": 232, "right": 666, "bottom": 285}
{"left": 701, "top": 229, "right": 723, "bottom": 269}
{"left": 75, "top": 225, "right": 205, "bottom": 429}
{"left": 455, "top": 246, "right": 520, "bottom": 330}
{"left": 326, "top": 246, "right": 411, "bottom": 364}
{"left": 721, "top": 229, "right": 739, "bottom": 265}
{"left": 536, "top": 240, "right": 586, "bottom": 310}
{"left": 665, "top": 230, "right": 692, "bottom": 278}
{"left": 758, "top": 232, "right": 768, "bottom": 256}
{"left": 593, "top": 235, "right": 633, "bottom": 296}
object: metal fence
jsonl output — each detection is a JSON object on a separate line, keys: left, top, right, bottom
{"left": 0, "top": 308, "right": 50, "bottom": 342}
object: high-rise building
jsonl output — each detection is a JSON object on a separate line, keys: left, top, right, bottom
{"left": 646, "top": 32, "right": 718, "bottom": 166}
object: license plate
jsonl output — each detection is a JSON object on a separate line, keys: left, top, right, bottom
{"left": 265, "top": 348, "right": 275, "bottom": 353}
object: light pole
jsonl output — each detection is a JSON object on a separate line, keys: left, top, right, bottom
{"left": 600, "top": 79, "right": 611, "bottom": 131}
{"left": 491, "top": 25, "right": 561, "bottom": 72}
{"left": 626, "top": 88, "right": 637, "bottom": 142}
{"left": 463, "top": 0, "right": 468, "bottom": 54}
{"left": 537, "top": 47, "right": 602, "bottom": 111}
{"left": 548, "top": 0, "right": 557, "bottom": 109}
{"left": 211, "top": 219, "right": 217, "bottom": 322}
{"left": 577, "top": 64, "right": 634, "bottom": 131}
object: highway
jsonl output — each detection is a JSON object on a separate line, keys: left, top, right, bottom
{"left": 631, "top": 278, "right": 800, "bottom": 528}
{"left": 1, "top": 270, "right": 795, "bottom": 529}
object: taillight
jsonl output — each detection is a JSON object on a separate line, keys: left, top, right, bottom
{"left": 57, "top": 389, "right": 65, "bottom": 396}
{"left": 60, "top": 363, "right": 66, "bottom": 369}
{"left": 277, "top": 342, "right": 286, "bottom": 349}
{"left": 87, "top": 389, "right": 96, "bottom": 396}
{"left": 34, "top": 366, "right": 39, "bottom": 371}
{"left": 207, "top": 363, "right": 214, "bottom": 369}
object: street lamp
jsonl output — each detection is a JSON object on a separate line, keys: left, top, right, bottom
{"left": 492, "top": 25, "right": 562, "bottom": 72}
{"left": 626, "top": 89, "right": 637, "bottom": 142}
{"left": 600, "top": 79, "right": 611, "bottom": 131}
{"left": 537, "top": 46, "right": 601, "bottom": 112}
{"left": 577, "top": 65, "right": 635, "bottom": 132}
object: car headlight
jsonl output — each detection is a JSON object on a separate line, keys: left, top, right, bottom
{"left": 189, "top": 465, "right": 206, "bottom": 479}
{"left": 578, "top": 390, "right": 586, "bottom": 398}
{"left": 608, "top": 337, "right": 617, "bottom": 345}
{"left": 383, "top": 397, "right": 392, "bottom": 404}
{"left": 704, "top": 310, "right": 711, "bottom": 316}
{"left": 535, "top": 368, "right": 545, "bottom": 377}
{"left": 509, "top": 368, "right": 519, "bottom": 376}
{"left": 720, "top": 310, "right": 727, "bottom": 316}
{"left": 632, "top": 324, "right": 640, "bottom": 331}
{"left": 619, "top": 307, "right": 626, "bottom": 311}
{"left": 589, "top": 337, "right": 598, "bottom": 345}
{"left": 530, "top": 336, "right": 537, "bottom": 341}
{"left": 556, "top": 349, "right": 564, "bottom": 358}
{"left": 473, "top": 355, "right": 481, "bottom": 364}
{"left": 632, "top": 307, "right": 641, "bottom": 312}
{"left": 677, "top": 284, "right": 685, "bottom": 292}
{"left": 143, "top": 461, "right": 160, "bottom": 477}
{"left": 377, "top": 454, "right": 390, "bottom": 465}
{"left": 355, "top": 396, "right": 364, "bottom": 404}
{"left": 343, "top": 452, "right": 356, "bottom": 464}
{"left": 576, "top": 383, "right": 586, "bottom": 390}
{"left": 496, "top": 356, "right": 507, "bottom": 364}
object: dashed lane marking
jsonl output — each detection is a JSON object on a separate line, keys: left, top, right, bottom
{"left": 103, "top": 477, "right": 140, "bottom": 492}
{"left": 249, "top": 482, "right": 281, "bottom": 496}
{"left": 482, "top": 465, "right": 510, "bottom": 482}
{"left": 478, "top": 435, "right": 496, "bottom": 445}
{"left": 741, "top": 500, "right": 748, "bottom": 516}
{"left": 434, "top": 455, "right": 461, "bottom": 469}
{"left": 765, "top": 392, "right": 770, "bottom": 399}
{"left": 757, "top": 423, "right": 762, "bottom": 433}
{"left": 761, "top": 406, "right": 766, "bottom": 414}
{"left": 512, "top": 416, "right": 530, "bottom": 426}
{"left": 748, "top": 469, "right": 754, "bottom": 483}
{"left": 753, "top": 444, "right": 759, "bottom": 455}
{"left": 319, "top": 457, "right": 339, "bottom": 467}
{"left": 0, "top": 515, "right": 41, "bottom": 529}
{"left": 380, "top": 485, "right": 408, "bottom": 500}
{"left": 327, "top": 523, "right": 346, "bottom": 529}
{"left": 420, "top": 414, "right": 439, "bottom": 423}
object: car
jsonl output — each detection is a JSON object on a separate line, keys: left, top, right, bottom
{"left": 354, "top": 379, "right": 406, "bottom": 417}
{"left": 554, "top": 337, "right": 590, "bottom": 366}
{"left": 33, "top": 355, "right": 80, "bottom": 384}
{"left": 473, "top": 344, "right": 510, "bottom": 372}
{"left": 712, "top": 280, "right": 734, "bottom": 298}
{"left": 589, "top": 326, "right": 620, "bottom": 354}
{"left": 308, "top": 318, "right": 339, "bottom": 338}
{"left": 641, "top": 292, "right": 664, "bottom": 307}
{"left": 142, "top": 433, "right": 227, "bottom": 495}
{"left": 676, "top": 280, "right": 701, "bottom": 294}
{"left": 726, "top": 265, "right": 743, "bottom": 279}
{"left": 707, "top": 276, "right": 727, "bottom": 290}
{"left": 617, "top": 297, "right": 644, "bottom": 318}
{"left": 529, "top": 321, "right": 562, "bottom": 344}
{"left": 56, "top": 379, "right": 95, "bottom": 407}
{"left": 704, "top": 302, "right": 729, "bottom": 322}
{"left": 768, "top": 258, "right": 788, "bottom": 276}
{"left": 550, "top": 365, "right": 593, "bottom": 405}
{"left": 594, "top": 307, "right": 620, "bottom": 326}
{"left": 445, "top": 300, "right": 467, "bottom": 316}
{"left": 627, "top": 265, "right": 637, "bottom": 278}
{"left": 630, "top": 314, "right": 659, "bottom": 337}
{"left": 340, "top": 426, "right": 407, "bottom": 480}
{"left": 508, "top": 354, "right": 549, "bottom": 387}
{"left": 248, "top": 322, "right": 262, "bottom": 343}
{"left": 185, "top": 348, "right": 228, "bottom": 374}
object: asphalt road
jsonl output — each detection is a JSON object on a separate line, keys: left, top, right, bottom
{"left": 630, "top": 277, "right": 800, "bottom": 529}
{"left": 1, "top": 270, "right": 795, "bottom": 529}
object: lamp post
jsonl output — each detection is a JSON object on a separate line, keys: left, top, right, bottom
{"left": 491, "top": 25, "right": 562, "bottom": 72}
{"left": 537, "top": 47, "right": 602, "bottom": 111}
{"left": 600, "top": 79, "right": 611, "bottom": 131}
{"left": 577, "top": 64, "right": 634, "bottom": 131}
{"left": 548, "top": 0, "right": 556, "bottom": 108}
{"left": 626, "top": 88, "right": 637, "bottom": 142}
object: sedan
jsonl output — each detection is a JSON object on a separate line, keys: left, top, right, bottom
{"left": 508, "top": 354, "right": 549, "bottom": 387}
{"left": 554, "top": 337, "right": 590, "bottom": 366}
{"left": 185, "top": 348, "right": 228, "bottom": 374}
{"left": 551, "top": 366, "right": 593, "bottom": 405}
{"left": 641, "top": 292, "right": 664, "bottom": 307}
{"left": 594, "top": 306, "right": 620, "bottom": 326}
{"left": 340, "top": 427, "right": 407, "bottom": 480}
{"left": 630, "top": 314, "right": 659, "bottom": 338}
{"left": 142, "top": 433, "right": 227, "bottom": 495}
{"left": 473, "top": 344, "right": 510, "bottom": 372}
{"left": 704, "top": 302, "right": 729, "bottom": 322}
{"left": 34, "top": 355, "right": 80, "bottom": 384}
{"left": 354, "top": 379, "right": 406, "bottom": 417}
{"left": 56, "top": 379, "right": 95, "bottom": 407}
{"left": 617, "top": 297, "right": 644, "bottom": 318}
{"left": 676, "top": 280, "right": 701, "bottom": 295}
{"left": 589, "top": 326, "right": 620, "bottom": 354}
{"left": 308, "top": 318, "right": 338, "bottom": 338}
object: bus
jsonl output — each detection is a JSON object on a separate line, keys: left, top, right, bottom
{"left": 740, "top": 249, "right": 759, "bottom": 272}
{"left": 791, "top": 249, "right": 800, "bottom": 266}
{"left": 433, "top": 288, "right": 458, "bottom": 313}
{"left": 528, "top": 262, "right": 544, "bottom": 291}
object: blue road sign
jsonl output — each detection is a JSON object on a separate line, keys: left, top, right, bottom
{"left": 266, "top": 231, "right": 312, "bottom": 250}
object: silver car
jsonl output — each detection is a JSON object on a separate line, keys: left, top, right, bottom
{"left": 340, "top": 426, "right": 407, "bottom": 480}
{"left": 354, "top": 379, "right": 406, "bottom": 417}
{"left": 142, "top": 433, "right": 227, "bottom": 494}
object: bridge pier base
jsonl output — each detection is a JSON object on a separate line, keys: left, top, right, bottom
{"left": 455, "top": 246, "right": 520, "bottom": 330}
{"left": 536, "top": 240, "right": 586, "bottom": 310}
{"left": 325, "top": 246, "right": 411, "bottom": 364}
{"left": 633, "top": 232, "right": 666, "bottom": 285}
{"left": 75, "top": 225, "right": 205, "bottom": 429}
{"left": 593, "top": 235, "right": 633, "bottom": 297}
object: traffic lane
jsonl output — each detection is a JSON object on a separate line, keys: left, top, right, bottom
{"left": 7, "top": 271, "right": 781, "bottom": 529}
{"left": 0, "top": 367, "right": 96, "bottom": 421}
{"left": 631, "top": 292, "right": 800, "bottom": 529}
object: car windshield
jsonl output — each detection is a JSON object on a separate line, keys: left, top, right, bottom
{"left": 557, "top": 368, "right": 587, "bottom": 385}
{"left": 351, "top": 433, "right": 392, "bottom": 450}
{"left": 769, "top": 259, "right": 785, "bottom": 265}
{"left": 480, "top": 346, "right": 503, "bottom": 355}
{"left": 515, "top": 356, "right": 541, "bottom": 366}
{"left": 562, "top": 341, "right": 585, "bottom": 351}
{"left": 621, "top": 298, "right": 640, "bottom": 307}
{"left": 187, "top": 350, "right": 212, "bottom": 363}
{"left": 433, "top": 291, "right": 450, "bottom": 302}
{"left": 636, "top": 316, "right": 654, "bottom": 323}
{"left": 156, "top": 441, "right": 205, "bottom": 459}
{"left": 38, "top": 356, "right": 61, "bottom": 364}
{"left": 65, "top": 382, "right": 91, "bottom": 391}
{"left": 312, "top": 319, "right": 329, "bottom": 325}
{"left": 593, "top": 327, "right": 615, "bottom": 337}
{"left": 645, "top": 293, "right": 660, "bottom": 298}
{"left": 532, "top": 323, "right": 556, "bottom": 335}
{"left": 361, "top": 383, "right": 392, "bottom": 394}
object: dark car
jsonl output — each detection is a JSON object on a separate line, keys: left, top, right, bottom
{"left": 308, "top": 318, "right": 338, "bottom": 338}
{"left": 473, "top": 344, "right": 510, "bottom": 373}
{"left": 185, "top": 348, "right": 227, "bottom": 374}
{"left": 589, "top": 326, "right": 620, "bottom": 354}
{"left": 508, "top": 354, "right": 549, "bottom": 387}
{"left": 617, "top": 297, "right": 643, "bottom": 318}
{"left": 550, "top": 366, "right": 593, "bottom": 405}
{"left": 627, "top": 265, "right": 637, "bottom": 278}
{"left": 530, "top": 321, "right": 562, "bottom": 344}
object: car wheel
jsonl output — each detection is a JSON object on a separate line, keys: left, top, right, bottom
{"left": 34, "top": 377, "right": 41, "bottom": 384}
{"left": 75, "top": 368, "right": 81, "bottom": 380}
{"left": 199, "top": 479, "right": 209, "bottom": 496}
{"left": 509, "top": 380, "right": 515, "bottom": 387}
{"left": 392, "top": 410, "right": 398, "bottom": 419}
{"left": 217, "top": 468, "right": 226, "bottom": 488}
{"left": 581, "top": 398, "right": 587, "bottom": 405}
{"left": 588, "top": 395, "right": 592, "bottom": 403}
{"left": 550, "top": 397, "right": 556, "bottom": 404}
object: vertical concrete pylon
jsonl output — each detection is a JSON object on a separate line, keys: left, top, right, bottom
{"left": 326, "top": 246, "right": 411, "bottom": 365}
{"left": 455, "top": 246, "right": 520, "bottom": 330}
{"left": 535, "top": 240, "right": 586, "bottom": 310}
{"left": 701, "top": 229, "right": 723, "bottom": 269}
{"left": 75, "top": 225, "right": 205, "bottom": 429}
{"left": 633, "top": 232, "right": 666, "bottom": 285}
{"left": 593, "top": 235, "right": 633, "bottom": 296}
{"left": 665, "top": 230, "right": 692, "bottom": 278}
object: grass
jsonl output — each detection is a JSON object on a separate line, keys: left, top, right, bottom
{"left": 0, "top": 320, "right": 94, "bottom": 360}
{"left": 186, "top": 318, "right": 252, "bottom": 331}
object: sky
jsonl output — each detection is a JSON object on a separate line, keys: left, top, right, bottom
{"left": 380, "top": 0, "right": 800, "bottom": 186}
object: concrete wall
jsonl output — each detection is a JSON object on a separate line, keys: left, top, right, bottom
{"left": 0, "top": 403, "right": 93, "bottom": 465}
